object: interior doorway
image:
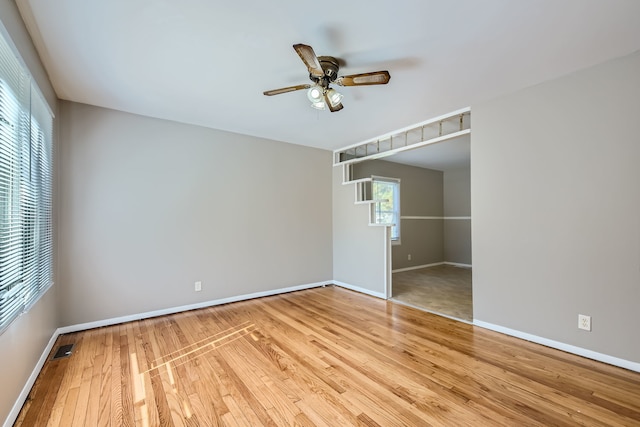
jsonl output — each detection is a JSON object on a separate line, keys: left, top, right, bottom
{"left": 353, "top": 134, "right": 472, "bottom": 322}
{"left": 391, "top": 134, "right": 471, "bottom": 321}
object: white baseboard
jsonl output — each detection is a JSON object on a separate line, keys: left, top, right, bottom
{"left": 4, "top": 330, "right": 60, "bottom": 427}
{"left": 57, "top": 281, "right": 332, "bottom": 334}
{"left": 443, "top": 262, "right": 472, "bottom": 268}
{"left": 392, "top": 262, "right": 472, "bottom": 273}
{"left": 392, "top": 262, "right": 444, "bottom": 273}
{"left": 332, "top": 281, "right": 386, "bottom": 299}
{"left": 473, "top": 320, "right": 640, "bottom": 373}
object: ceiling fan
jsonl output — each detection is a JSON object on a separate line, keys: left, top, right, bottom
{"left": 263, "top": 44, "right": 391, "bottom": 112}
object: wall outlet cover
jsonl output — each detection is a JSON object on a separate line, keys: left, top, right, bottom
{"left": 578, "top": 314, "right": 591, "bottom": 331}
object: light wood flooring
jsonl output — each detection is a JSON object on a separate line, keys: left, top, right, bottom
{"left": 15, "top": 285, "right": 640, "bottom": 426}
{"left": 392, "top": 264, "right": 473, "bottom": 321}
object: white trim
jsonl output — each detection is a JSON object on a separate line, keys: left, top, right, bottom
{"left": 335, "top": 129, "right": 471, "bottom": 167}
{"left": 392, "top": 262, "right": 445, "bottom": 273}
{"left": 0, "top": 19, "right": 54, "bottom": 117}
{"left": 355, "top": 200, "right": 386, "bottom": 205}
{"left": 371, "top": 175, "right": 401, "bottom": 183}
{"left": 370, "top": 176, "right": 401, "bottom": 241}
{"left": 443, "top": 262, "right": 472, "bottom": 268}
{"left": 3, "top": 330, "right": 60, "bottom": 427}
{"left": 392, "top": 262, "right": 471, "bottom": 273}
{"left": 333, "top": 107, "right": 471, "bottom": 153}
{"left": 384, "top": 227, "right": 392, "bottom": 299}
{"left": 473, "top": 320, "right": 640, "bottom": 373}
{"left": 332, "top": 281, "right": 387, "bottom": 299}
{"left": 342, "top": 177, "right": 371, "bottom": 186}
{"left": 401, "top": 216, "right": 443, "bottom": 220}
{"left": 400, "top": 216, "right": 471, "bottom": 220}
{"left": 57, "top": 281, "right": 330, "bottom": 334}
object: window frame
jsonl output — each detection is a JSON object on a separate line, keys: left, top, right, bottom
{"left": 371, "top": 175, "right": 401, "bottom": 244}
{"left": 0, "top": 25, "right": 54, "bottom": 335}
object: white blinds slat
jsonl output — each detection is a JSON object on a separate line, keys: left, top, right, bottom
{"left": 0, "top": 27, "right": 53, "bottom": 334}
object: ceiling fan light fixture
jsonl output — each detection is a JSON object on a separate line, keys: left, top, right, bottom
{"left": 326, "top": 88, "right": 343, "bottom": 107}
{"left": 310, "top": 101, "right": 326, "bottom": 110}
{"left": 307, "top": 85, "right": 324, "bottom": 103}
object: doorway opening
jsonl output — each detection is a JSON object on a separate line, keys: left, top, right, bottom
{"left": 352, "top": 133, "right": 472, "bottom": 322}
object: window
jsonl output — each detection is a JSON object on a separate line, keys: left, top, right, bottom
{"left": 0, "top": 27, "right": 53, "bottom": 334}
{"left": 372, "top": 177, "right": 400, "bottom": 241}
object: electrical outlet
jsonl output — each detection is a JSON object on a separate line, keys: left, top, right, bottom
{"left": 578, "top": 314, "right": 591, "bottom": 331}
{"left": 408, "top": 254, "right": 412, "bottom": 261}
{"left": 195, "top": 281, "right": 202, "bottom": 292}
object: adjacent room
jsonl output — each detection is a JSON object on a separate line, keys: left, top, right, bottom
{"left": 2, "top": 1, "right": 640, "bottom": 425}
{"left": 351, "top": 134, "right": 473, "bottom": 321}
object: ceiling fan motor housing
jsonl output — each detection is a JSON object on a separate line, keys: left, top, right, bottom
{"left": 312, "top": 56, "right": 340, "bottom": 88}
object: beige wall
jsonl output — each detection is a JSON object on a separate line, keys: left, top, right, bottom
{"left": 472, "top": 51, "right": 640, "bottom": 362}
{"left": 332, "top": 167, "right": 387, "bottom": 296}
{"left": 353, "top": 159, "right": 445, "bottom": 270}
{"left": 352, "top": 159, "right": 473, "bottom": 268}
{"left": 443, "top": 168, "right": 471, "bottom": 264}
{"left": 443, "top": 220, "right": 471, "bottom": 264}
{"left": 0, "top": 3, "right": 60, "bottom": 425}
{"left": 57, "top": 101, "right": 333, "bottom": 326}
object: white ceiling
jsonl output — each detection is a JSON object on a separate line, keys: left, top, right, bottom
{"left": 16, "top": 0, "right": 640, "bottom": 154}
{"left": 386, "top": 134, "right": 470, "bottom": 172}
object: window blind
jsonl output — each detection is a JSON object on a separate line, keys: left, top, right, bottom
{"left": 0, "top": 26, "right": 53, "bottom": 334}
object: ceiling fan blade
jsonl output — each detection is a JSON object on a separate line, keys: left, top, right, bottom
{"left": 335, "top": 70, "right": 391, "bottom": 86}
{"left": 324, "top": 92, "right": 344, "bottom": 112}
{"left": 293, "top": 44, "right": 324, "bottom": 78}
{"left": 263, "top": 84, "right": 310, "bottom": 96}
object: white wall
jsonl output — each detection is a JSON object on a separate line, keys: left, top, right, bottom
{"left": 58, "top": 101, "right": 333, "bottom": 326}
{"left": 472, "top": 51, "right": 640, "bottom": 363}
{"left": 0, "top": 2, "right": 59, "bottom": 425}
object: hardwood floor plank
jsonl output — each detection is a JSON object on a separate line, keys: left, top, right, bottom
{"left": 247, "top": 330, "right": 361, "bottom": 424}
{"left": 46, "top": 334, "right": 84, "bottom": 427}
{"left": 71, "top": 333, "right": 98, "bottom": 426}
{"left": 128, "top": 322, "right": 159, "bottom": 426}
{"left": 96, "top": 328, "right": 112, "bottom": 427}
{"left": 213, "top": 352, "right": 278, "bottom": 427}
{"left": 84, "top": 331, "right": 107, "bottom": 426}
{"left": 118, "top": 328, "right": 135, "bottom": 427}
{"left": 141, "top": 319, "right": 187, "bottom": 426}
{"left": 15, "top": 338, "right": 67, "bottom": 427}
{"left": 15, "top": 286, "right": 640, "bottom": 426}
{"left": 58, "top": 387, "right": 80, "bottom": 427}
{"left": 109, "top": 326, "right": 123, "bottom": 427}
